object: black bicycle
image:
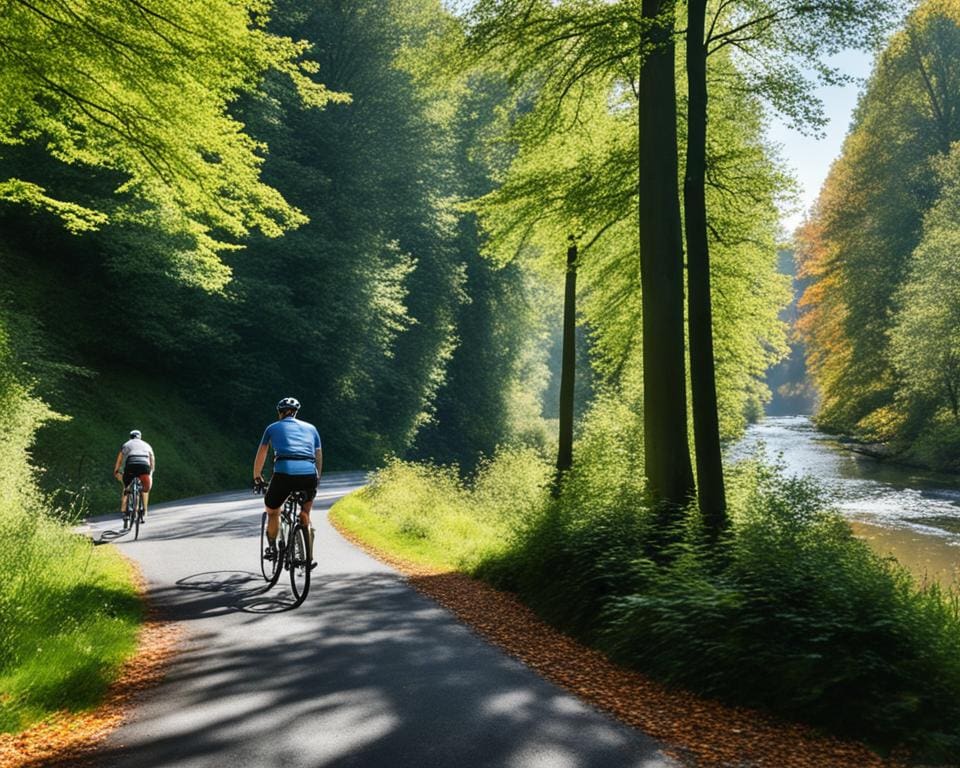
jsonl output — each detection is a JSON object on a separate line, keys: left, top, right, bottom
{"left": 122, "top": 476, "right": 145, "bottom": 540}
{"left": 255, "top": 483, "right": 312, "bottom": 605}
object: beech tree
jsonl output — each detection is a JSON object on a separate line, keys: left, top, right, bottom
{"left": 0, "top": 0, "right": 346, "bottom": 286}
{"left": 798, "top": 0, "right": 960, "bottom": 456}
{"left": 684, "top": 0, "right": 894, "bottom": 533}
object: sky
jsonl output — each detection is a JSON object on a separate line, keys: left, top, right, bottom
{"left": 767, "top": 49, "right": 877, "bottom": 237}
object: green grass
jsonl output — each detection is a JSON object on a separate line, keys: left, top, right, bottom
{"left": 0, "top": 516, "right": 142, "bottom": 732}
{"left": 331, "top": 449, "right": 551, "bottom": 573}
{"left": 31, "top": 368, "right": 251, "bottom": 517}
{"left": 329, "top": 394, "right": 960, "bottom": 763}
{"left": 0, "top": 474, "right": 143, "bottom": 735}
{"left": 0, "top": 331, "right": 143, "bottom": 735}
{"left": 332, "top": 493, "right": 459, "bottom": 570}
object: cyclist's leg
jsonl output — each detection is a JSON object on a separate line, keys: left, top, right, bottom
{"left": 263, "top": 473, "right": 292, "bottom": 549}
{"left": 297, "top": 471, "right": 319, "bottom": 526}
{"left": 119, "top": 468, "right": 132, "bottom": 514}
{"left": 298, "top": 474, "right": 319, "bottom": 564}
{"left": 265, "top": 506, "right": 282, "bottom": 540}
{"left": 140, "top": 472, "right": 153, "bottom": 516}
{"left": 299, "top": 499, "right": 313, "bottom": 527}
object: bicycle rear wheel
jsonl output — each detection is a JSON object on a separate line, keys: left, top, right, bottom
{"left": 131, "top": 484, "right": 141, "bottom": 540}
{"left": 260, "top": 512, "right": 282, "bottom": 585}
{"left": 289, "top": 524, "right": 311, "bottom": 604}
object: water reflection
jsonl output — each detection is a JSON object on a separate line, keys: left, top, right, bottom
{"left": 731, "top": 415, "right": 960, "bottom": 585}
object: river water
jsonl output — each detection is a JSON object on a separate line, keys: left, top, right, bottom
{"left": 732, "top": 415, "right": 960, "bottom": 586}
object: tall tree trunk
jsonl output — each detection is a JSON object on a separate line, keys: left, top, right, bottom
{"left": 554, "top": 236, "right": 578, "bottom": 495}
{"left": 684, "top": 0, "right": 727, "bottom": 535}
{"left": 639, "top": 0, "right": 696, "bottom": 512}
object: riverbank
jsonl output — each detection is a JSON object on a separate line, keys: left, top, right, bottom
{"left": 332, "top": 454, "right": 960, "bottom": 762}
{"left": 735, "top": 416, "right": 960, "bottom": 584}
{"left": 331, "top": 493, "right": 908, "bottom": 768}
{"left": 851, "top": 521, "right": 960, "bottom": 587}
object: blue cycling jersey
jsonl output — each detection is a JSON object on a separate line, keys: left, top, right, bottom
{"left": 259, "top": 416, "right": 322, "bottom": 475}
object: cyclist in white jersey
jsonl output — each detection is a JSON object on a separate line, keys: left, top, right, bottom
{"left": 113, "top": 429, "right": 155, "bottom": 517}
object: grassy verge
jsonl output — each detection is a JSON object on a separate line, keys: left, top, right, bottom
{"left": 0, "top": 327, "right": 144, "bottom": 736}
{"left": 31, "top": 368, "right": 250, "bottom": 517}
{"left": 0, "top": 517, "right": 142, "bottom": 733}
{"left": 329, "top": 396, "right": 960, "bottom": 763}
{"left": 331, "top": 448, "right": 550, "bottom": 573}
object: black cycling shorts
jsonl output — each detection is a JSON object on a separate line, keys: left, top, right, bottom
{"left": 123, "top": 463, "right": 152, "bottom": 490}
{"left": 265, "top": 472, "right": 318, "bottom": 510}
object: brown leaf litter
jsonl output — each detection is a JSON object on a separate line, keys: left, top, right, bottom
{"left": 0, "top": 560, "right": 182, "bottom": 768}
{"left": 331, "top": 515, "right": 908, "bottom": 768}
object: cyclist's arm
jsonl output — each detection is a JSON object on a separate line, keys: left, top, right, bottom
{"left": 150, "top": 450, "right": 155, "bottom": 473}
{"left": 253, "top": 443, "right": 269, "bottom": 481}
{"left": 316, "top": 447, "right": 323, "bottom": 481}
{"left": 113, "top": 451, "right": 123, "bottom": 479}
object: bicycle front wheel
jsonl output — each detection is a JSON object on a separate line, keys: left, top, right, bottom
{"left": 289, "top": 524, "right": 311, "bottom": 603}
{"left": 260, "top": 512, "right": 282, "bottom": 585}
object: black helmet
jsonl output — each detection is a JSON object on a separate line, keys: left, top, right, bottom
{"left": 276, "top": 397, "right": 301, "bottom": 413}
{"left": 130, "top": 429, "right": 142, "bottom": 439}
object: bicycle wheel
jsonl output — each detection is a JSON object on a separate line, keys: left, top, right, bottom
{"left": 132, "top": 483, "right": 141, "bottom": 540}
{"left": 259, "top": 512, "right": 282, "bottom": 585}
{"left": 289, "top": 524, "right": 311, "bottom": 603}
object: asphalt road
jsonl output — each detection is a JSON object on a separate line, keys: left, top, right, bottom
{"left": 82, "top": 472, "right": 675, "bottom": 768}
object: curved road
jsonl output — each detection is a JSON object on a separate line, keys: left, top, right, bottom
{"left": 83, "top": 472, "right": 674, "bottom": 768}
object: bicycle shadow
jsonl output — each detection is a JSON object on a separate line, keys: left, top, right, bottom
{"left": 95, "top": 527, "right": 132, "bottom": 544}
{"left": 174, "top": 570, "right": 302, "bottom": 614}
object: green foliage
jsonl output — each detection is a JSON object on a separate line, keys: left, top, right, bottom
{"left": 465, "top": 7, "right": 790, "bottom": 442}
{"left": 0, "top": 315, "right": 141, "bottom": 734}
{"left": 337, "top": 400, "right": 960, "bottom": 759}
{"left": 601, "top": 462, "right": 960, "bottom": 757}
{"left": 799, "top": 0, "right": 960, "bottom": 447}
{"left": 0, "top": 0, "right": 554, "bottom": 490}
{"left": 890, "top": 143, "right": 960, "bottom": 470}
{"left": 0, "top": 0, "right": 347, "bottom": 282}
{"left": 332, "top": 447, "right": 551, "bottom": 571}
{"left": 703, "top": 0, "right": 895, "bottom": 132}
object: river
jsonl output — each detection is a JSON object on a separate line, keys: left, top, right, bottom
{"left": 732, "top": 415, "right": 960, "bottom": 586}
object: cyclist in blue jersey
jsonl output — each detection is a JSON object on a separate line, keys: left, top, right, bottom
{"left": 253, "top": 397, "right": 323, "bottom": 563}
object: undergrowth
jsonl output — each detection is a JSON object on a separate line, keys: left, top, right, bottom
{"left": 332, "top": 394, "right": 960, "bottom": 763}
{"left": 0, "top": 328, "right": 142, "bottom": 734}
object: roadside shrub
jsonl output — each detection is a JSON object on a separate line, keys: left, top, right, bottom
{"left": 338, "top": 393, "right": 960, "bottom": 759}
{"left": 0, "top": 326, "right": 142, "bottom": 734}
{"left": 478, "top": 395, "right": 651, "bottom": 638}
{"left": 598, "top": 462, "right": 960, "bottom": 757}
{"left": 354, "top": 446, "right": 551, "bottom": 570}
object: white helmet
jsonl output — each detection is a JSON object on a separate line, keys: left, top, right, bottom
{"left": 276, "top": 397, "right": 300, "bottom": 413}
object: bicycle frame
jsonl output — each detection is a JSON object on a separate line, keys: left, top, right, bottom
{"left": 258, "top": 487, "right": 312, "bottom": 605}
{"left": 125, "top": 476, "right": 144, "bottom": 539}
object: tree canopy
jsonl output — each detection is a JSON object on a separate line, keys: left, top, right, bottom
{"left": 1, "top": 0, "right": 346, "bottom": 286}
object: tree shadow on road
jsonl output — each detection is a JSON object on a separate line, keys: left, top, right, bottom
{"left": 49, "top": 572, "right": 671, "bottom": 768}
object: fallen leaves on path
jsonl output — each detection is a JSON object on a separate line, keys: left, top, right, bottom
{"left": 331, "top": 517, "right": 905, "bottom": 768}
{"left": 0, "top": 564, "right": 182, "bottom": 768}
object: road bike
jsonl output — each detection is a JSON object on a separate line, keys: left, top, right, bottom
{"left": 122, "top": 476, "right": 146, "bottom": 540}
{"left": 254, "top": 483, "right": 312, "bottom": 606}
